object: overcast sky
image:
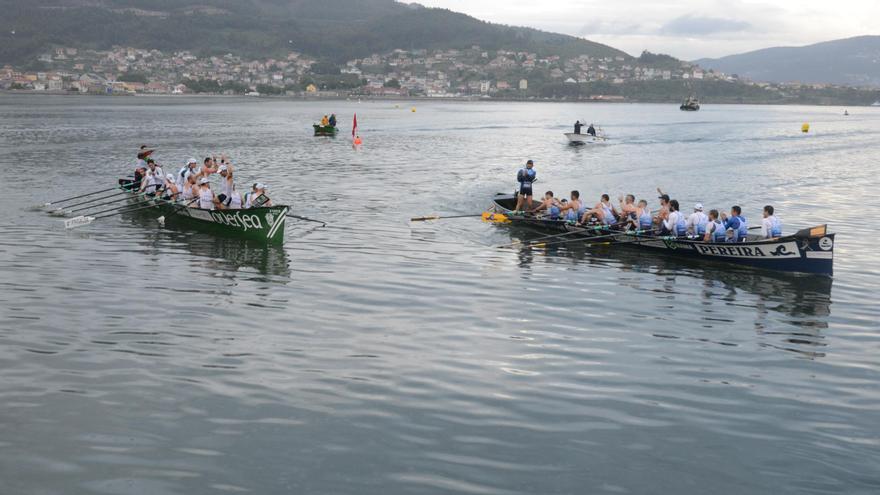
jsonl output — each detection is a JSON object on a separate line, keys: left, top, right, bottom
{"left": 414, "top": 0, "right": 880, "bottom": 59}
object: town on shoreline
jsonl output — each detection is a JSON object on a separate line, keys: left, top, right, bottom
{"left": 4, "top": 46, "right": 879, "bottom": 106}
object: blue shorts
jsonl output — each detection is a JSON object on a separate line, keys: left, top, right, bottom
{"left": 519, "top": 185, "right": 533, "bottom": 196}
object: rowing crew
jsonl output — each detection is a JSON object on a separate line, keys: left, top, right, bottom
{"left": 528, "top": 190, "right": 782, "bottom": 242}
{"left": 134, "top": 147, "right": 271, "bottom": 211}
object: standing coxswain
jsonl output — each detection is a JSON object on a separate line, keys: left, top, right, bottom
{"left": 514, "top": 160, "right": 537, "bottom": 212}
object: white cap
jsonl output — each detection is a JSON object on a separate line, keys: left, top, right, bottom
{"left": 166, "top": 173, "right": 175, "bottom": 181}
{"left": 187, "top": 158, "right": 198, "bottom": 165}
{"left": 255, "top": 182, "right": 266, "bottom": 190}
{"left": 199, "top": 177, "right": 209, "bottom": 185}
{"left": 218, "top": 165, "right": 228, "bottom": 173}
{"left": 694, "top": 203, "right": 703, "bottom": 211}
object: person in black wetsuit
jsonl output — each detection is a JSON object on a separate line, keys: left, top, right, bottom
{"left": 514, "top": 160, "right": 537, "bottom": 212}
{"left": 574, "top": 120, "right": 582, "bottom": 134}
{"left": 587, "top": 123, "right": 596, "bottom": 136}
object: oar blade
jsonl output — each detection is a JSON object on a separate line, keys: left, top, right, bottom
{"left": 63, "top": 216, "right": 95, "bottom": 229}
{"left": 481, "top": 212, "right": 510, "bottom": 223}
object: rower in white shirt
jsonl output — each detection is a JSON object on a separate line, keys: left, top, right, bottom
{"left": 761, "top": 205, "right": 782, "bottom": 238}
{"left": 686, "top": 203, "right": 709, "bottom": 236}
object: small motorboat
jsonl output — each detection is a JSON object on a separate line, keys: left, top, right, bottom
{"left": 564, "top": 132, "right": 607, "bottom": 144}
{"left": 680, "top": 96, "right": 700, "bottom": 111}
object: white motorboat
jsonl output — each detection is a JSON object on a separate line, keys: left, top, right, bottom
{"left": 565, "top": 132, "right": 607, "bottom": 144}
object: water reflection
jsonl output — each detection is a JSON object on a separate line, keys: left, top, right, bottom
{"left": 121, "top": 211, "right": 292, "bottom": 278}
{"left": 503, "top": 228, "right": 833, "bottom": 359}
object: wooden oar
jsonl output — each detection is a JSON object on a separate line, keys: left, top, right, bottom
{"left": 64, "top": 198, "right": 196, "bottom": 230}
{"left": 411, "top": 213, "right": 484, "bottom": 222}
{"left": 287, "top": 213, "right": 327, "bottom": 227}
{"left": 58, "top": 188, "right": 137, "bottom": 210}
{"left": 66, "top": 194, "right": 136, "bottom": 214}
{"left": 41, "top": 186, "right": 124, "bottom": 207}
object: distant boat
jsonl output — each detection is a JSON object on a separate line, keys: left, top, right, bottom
{"left": 872, "top": 101, "right": 880, "bottom": 107}
{"left": 680, "top": 96, "right": 700, "bottom": 111}
{"left": 245, "top": 91, "right": 261, "bottom": 97}
{"left": 844, "top": 110, "right": 849, "bottom": 115}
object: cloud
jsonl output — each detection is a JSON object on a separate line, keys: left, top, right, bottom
{"left": 661, "top": 15, "right": 751, "bottom": 35}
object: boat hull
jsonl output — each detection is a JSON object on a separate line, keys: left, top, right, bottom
{"left": 491, "top": 194, "right": 833, "bottom": 275}
{"left": 118, "top": 180, "right": 288, "bottom": 244}
{"left": 313, "top": 124, "right": 338, "bottom": 136}
{"left": 565, "top": 133, "right": 606, "bottom": 144}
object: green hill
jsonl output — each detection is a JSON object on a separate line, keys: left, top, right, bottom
{"left": 0, "top": 0, "right": 629, "bottom": 64}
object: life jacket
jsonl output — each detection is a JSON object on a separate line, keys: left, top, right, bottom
{"left": 694, "top": 212, "right": 708, "bottom": 235}
{"left": 639, "top": 209, "right": 652, "bottom": 230}
{"left": 709, "top": 220, "right": 726, "bottom": 242}
{"left": 736, "top": 215, "right": 748, "bottom": 240}
{"left": 198, "top": 188, "right": 214, "bottom": 210}
{"left": 517, "top": 168, "right": 535, "bottom": 188}
{"left": 768, "top": 216, "right": 782, "bottom": 237}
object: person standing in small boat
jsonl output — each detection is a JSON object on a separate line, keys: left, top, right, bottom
{"left": 329, "top": 114, "right": 337, "bottom": 127}
{"left": 587, "top": 123, "right": 596, "bottom": 137}
{"left": 514, "top": 160, "right": 537, "bottom": 212}
{"left": 686, "top": 203, "right": 709, "bottom": 236}
{"left": 761, "top": 205, "right": 782, "bottom": 239}
{"left": 573, "top": 121, "right": 583, "bottom": 135}
{"left": 703, "top": 210, "right": 727, "bottom": 242}
{"left": 662, "top": 199, "right": 687, "bottom": 236}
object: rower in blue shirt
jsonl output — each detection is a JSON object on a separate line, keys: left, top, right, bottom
{"left": 514, "top": 159, "right": 537, "bottom": 212}
{"left": 721, "top": 205, "right": 746, "bottom": 242}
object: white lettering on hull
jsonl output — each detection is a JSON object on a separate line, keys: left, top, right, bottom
{"left": 693, "top": 241, "right": 800, "bottom": 259}
{"left": 209, "top": 210, "right": 265, "bottom": 232}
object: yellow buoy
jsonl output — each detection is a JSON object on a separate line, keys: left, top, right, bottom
{"left": 801, "top": 123, "right": 810, "bottom": 133}
{"left": 411, "top": 107, "right": 416, "bottom": 113}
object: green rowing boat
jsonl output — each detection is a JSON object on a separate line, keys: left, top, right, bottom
{"left": 118, "top": 179, "right": 289, "bottom": 244}
{"left": 313, "top": 124, "right": 338, "bottom": 136}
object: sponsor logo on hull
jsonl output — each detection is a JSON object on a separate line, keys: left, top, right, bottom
{"left": 693, "top": 241, "right": 800, "bottom": 259}
{"left": 210, "top": 210, "right": 265, "bottom": 231}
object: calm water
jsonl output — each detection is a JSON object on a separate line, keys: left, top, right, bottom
{"left": 1, "top": 95, "right": 878, "bottom": 494}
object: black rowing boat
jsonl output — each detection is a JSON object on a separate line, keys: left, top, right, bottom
{"left": 491, "top": 194, "right": 834, "bottom": 276}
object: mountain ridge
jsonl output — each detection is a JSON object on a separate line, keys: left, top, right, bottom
{"left": 695, "top": 35, "right": 880, "bottom": 87}
{"left": 0, "top": 0, "right": 629, "bottom": 64}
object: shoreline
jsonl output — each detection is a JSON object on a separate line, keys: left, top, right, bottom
{"left": 0, "top": 90, "right": 876, "bottom": 107}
